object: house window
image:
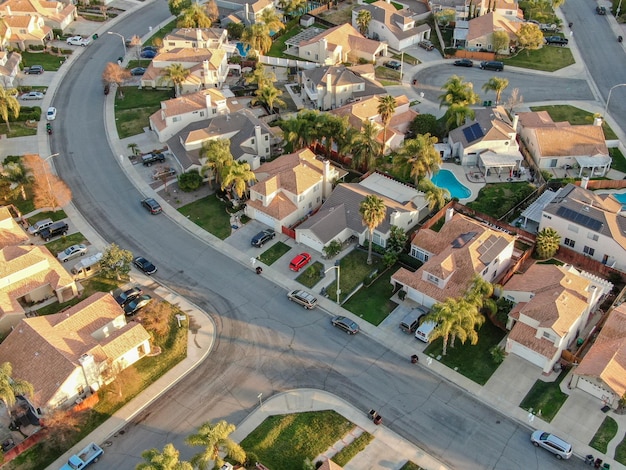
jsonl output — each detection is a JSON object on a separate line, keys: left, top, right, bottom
{"left": 492, "top": 257, "right": 499, "bottom": 265}
{"left": 564, "top": 238, "right": 575, "bottom": 247}
{"left": 265, "top": 135, "right": 269, "bottom": 141}
{"left": 411, "top": 247, "right": 429, "bottom": 261}
{"left": 299, "top": 195, "right": 304, "bottom": 202}
{"left": 587, "top": 232, "right": 599, "bottom": 241}
{"left": 584, "top": 246, "right": 595, "bottom": 256}
{"left": 543, "top": 214, "right": 552, "bottom": 220}
{"left": 212, "top": 109, "right": 217, "bottom": 114}
{"left": 315, "top": 183, "right": 320, "bottom": 192}
{"left": 482, "top": 267, "right": 488, "bottom": 275}
{"left": 306, "top": 51, "right": 310, "bottom": 56}
{"left": 251, "top": 138, "right": 255, "bottom": 144}
{"left": 426, "top": 273, "right": 439, "bottom": 286}
{"left": 543, "top": 331, "right": 554, "bottom": 341}
{"left": 200, "top": 111, "right": 205, "bottom": 117}
{"left": 309, "top": 202, "right": 312, "bottom": 209}
{"left": 317, "top": 196, "right": 320, "bottom": 203}
{"left": 567, "top": 224, "right": 579, "bottom": 233}
{"left": 172, "top": 116, "right": 181, "bottom": 122}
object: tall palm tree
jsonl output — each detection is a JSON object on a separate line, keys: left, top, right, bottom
{"left": 278, "top": 0, "right": 307, "bottom": 18}
{"left": 426, "top": 298, "right": 462, "bottom": 356}
{"left": 0, "top": 362, "right": 34, "bottom": 414}
{"left": 0, "top": 86, "right": 20, "bottom": 133}
{"left": 377, "top": 95, "right": 397, "bottom": 156}
{"left": 176, "top": 3, "right": 212, "bottom": 28}
{"left": 245, "top": 62, "right": 275, "bottom": 89}
{"left": 482, "top": 77, "right": 509, "bottom": 105}
{"left": 448, "top": 298, "right": 484, "bottom": 349}
{"left": 445, "top": 102, "right": 475, "bottom": 130}
{"left": 185, "top": 420, "right": 246, "bottom": 470}
{"left": 221, "top": 161, "right": 256, "bottom": 199}
{"left": 337, "top": 126, "right": 360, "bottom": 161}
{"left": 356, "top": 10, "right": 372, "bottom": 36}
{"left": 394, "top": 133, "right": 441, "bottom": 186}
{"left": 258, "top": 7, "right": 284, "bottom": 34}
{"left": 252, "top": 84, "right": 286, "bottom": 113}
{"left": 136, "top": 443, "right": 193, "bottom": 470}
{"left": 241, "top": 23, "right": 272, "bottom": 56}
{"left": 465, "top": 275, "right": 494, "bottom": 309}
{"left": 160, "top": 63, "right": 190, "bottom": 97}
{"left": 535, "top": 227, "right": 561, "bottom": 259}
{"left": 318, "top": 114, "right": 347, "bottom": 157}
{"left": 199, "top": 139, "right": 234, "bottom": 188}
{"left": 438, "top": 75, "right": 480, "bottom": 109}
{"left": 418, "top": 179, "right": 449, "bottom": 211}
{"left": 352, "top": 120, "right": 381, "bottom": 171}
{"left": 359, "top": 194, "right": 387, "bottom": 264}
{"left": 2, "top": 161, "right": 33, "bottom": 200}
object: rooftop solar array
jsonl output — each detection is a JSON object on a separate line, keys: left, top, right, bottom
{"left": 462, "top": 123, "right": 484, "bottom": 143}
{"left": 556, "top": 206, "right": 603, "bottom": 232}
{"left": 451, "top": 231, "right": 477, "bottom": 248}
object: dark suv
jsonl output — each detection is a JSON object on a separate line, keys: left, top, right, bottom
{"left": 251, "top": 229, "right": 276, "bottom": 247}
{"left": 39, "top": 221, "right": 69, "bottom": 241}
{"left": 142, "top": 152, "right": 166, "bottom": 166}
{"left": 545, "top": 36, "right": 568, "bottom": 46}
{"left": 141, "top": 197, "right": 162, "bottom": 214}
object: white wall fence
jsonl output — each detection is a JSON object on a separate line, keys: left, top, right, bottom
{"left": 259, "top": 55, "right": 318, "bottom": 70}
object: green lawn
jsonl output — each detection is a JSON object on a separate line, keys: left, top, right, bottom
{"left": 589, "top": 416, "right": 618, "bottom": 454}
{"left": 325, "top": 250, "right": 385, "bottom": 303}
{"left": 26, "top": 209, "right": 67, "bottom": 223}
{"left": 614, "top": 434, "right": 626, "bottom": 465}
{"left": 177, "top": 194, "right": 232, "bottom": 240}
{"left": 503, "top": 45, "right": 574, "bottom": 72}
{"left": 115, "top": 87, "right": 173, "bottom": 139}
{"left": 424, "top": 319, "right": 506, "bottom": 385}
{"left": 519, "top": 368, "right": 569, "bottom": 422}
{"left": 0, "top": 122, "right": 38, "bottom": 138}
{"left": 466, "top": 182, "right": 536, "bottom": 220}
{"left": 530, "top": 105, "right": 618, "bottom": 140}
{"left": 296, "top": 261, "right": 324, "bottom": 288}
{"left": 240, "top": 411, "right": 353, "bottom": 470}
{"left": 342, "top": 266, "right": 397, "bottom": 326}
{"left": 258, "top": 242, "right": 291, "bottom": 265}
{"left": 145, "top": 19, "right": 177, "bottom": 47}
{"left": 20, "top": 51, "right": 70, "bottom": 71}
{"left": 268, "top": 26, "right": 303, "bottom": 57}
{"left": 375, "top": 66, "right": 401, "bottom": 83}
{"left": 399, "top": 462, "right": 426, "bottom": 470}
{"left": 610, "top": 148, "right": 626, "bottom": 173}
{"left": 44, "top": 232, "right": 87, "bottom": 256}
{"left": 332, "top": 432, "right": 374, "bottom": 466}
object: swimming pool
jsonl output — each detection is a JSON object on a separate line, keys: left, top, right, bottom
{"left": 610, "top": 192, "right": 626, "bottom": 208}
{"left": 236, "top": 42, "right": 250, "bottom": 57}
{"left": 431, "top": 169, "right": 472, "bottom": 200}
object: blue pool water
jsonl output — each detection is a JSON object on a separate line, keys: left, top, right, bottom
{"left": 611, "top": 192, "right": 626, "bottom": 207}
{"left": 431, "top": 169, "right": 472, "bottom": 200}
{"left": 236, "top": 42, "right": 250, "bottom": 57}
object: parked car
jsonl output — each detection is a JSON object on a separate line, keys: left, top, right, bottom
{"left": 251, "top": 229, "right": 276, "bottom": 247}
{"left": 415, "top": 320, "right": 437, "bottom": 343}
{"left": 124, "top": 294, "right": 153, "bottom": 315}
{"left": 142, "top": 46, "right": 158, "bottom": 53}
{"left": 142, "top": 152, "right": 166, "bottom": 166}
{"left": 57, "top": 244, "right": 88, "bottom": 263}
{"left": 66, "top": 36, "right": 91, "bottom": 46}
{"left": 545, "top": 36, "right": 568, "bottom": 46}
{"left": 453, "top": 59, "right": 473, "bottom": 67}
{"left": 141, "top": 197, "right": 162, "bottom": 214}
{"left": 133, "top": 256, "right": 157, "bottom": 275}
{"left": 140, "top": 49, "right": 157, "bottom": 59}
{"left": 113, "top": 286, "right": 143, "bottom": 307}
{"left": 39, "top": 221, "right": 69, "bottom": 241}
{"left": 28, "top": 218, "right": 53, "bottom": 235}
{"left": 152, "top": 167, "right": 177, "bottom": 180}
{"left": 418, "top": 40, "right": 434, "bottom": 51}
{"left": 331, "top": 316, "right": 359, "bottom": 334}
{"left": 26, "top": 65, "right": 44, "bottom": 74}
{"left": 21, "top": 91, "right": 44, "bottom": 100}
{"left": 539, "top": 23, "right": 559, "bottom": 32}
{"left": 130, "top": 67, "right": 146, "bottom": 76}
{"left": 104, "top": 84, "right": 110, "bottom": 95}
{"left": 530, "top": 431, "right": 572, "bottom": 459}
{"left": 289, "top": 252, "right": 311, "bottom": 271}
{"left": 46, "top": 107, "right": 57, "bottom": 120}
{"left": 287, "top": 290, "right": 318, "bottom": 309}
{"left": 597, "top": 6, "right": 607, "bottom": 14}
{"left": 384, "top": 60, "right": 401, "bottom": 70}
{"left": 480, "top": 61, "right": 504, "bottom": 71}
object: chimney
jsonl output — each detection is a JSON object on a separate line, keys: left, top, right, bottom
{"left": 445, "top": 207, "right": 454, "bottom": 223}
{"left": 320, "top": 37, "right": 327, "bottom": 58}
{"left": 196, "top": 28, "right": 202, "bottom": 44}
{"left": 593, "top": 116, "right": 603, "bottom": 127}
{"left": 512, "top": 114, "right": 519, "bottom": 131}
{"left": 322, "top": 159, "right": 331, "bottom": 197}
{"left": 205, "top": 90, "right": 212, "bottom": 110}
{"left": 245, "top": 3, "right": 250, "bottom": 22}
{"left": 581, "top": 176, "right": 590, "bottom": 189}
{"left": 326, "top": 72, "right": 332, "bottom": 92}
{"left": 202, "top": 60, "right": 210, "bottom": 80}
{"left": 254, "top": 125, "right": 262, "bottom": 150}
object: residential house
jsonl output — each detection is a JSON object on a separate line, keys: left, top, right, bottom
{"left": 0, "top": 206, "right": 28, "bottom": 248}
{"left": 161, "top": 27, "right": 229, "bottom": 51}
{"left": 1, "top": 14, "right": 50, "bottom": 50}
{"left": 216, "top": 0, "right": 274, "bottom": 26}
{"left": 447, "top": 106, "right": 523, "bottom": 175}
{"left": 149, "top": 88, "right": 237, "bottom": 143}
{"left": 538, "top": 183, "right": 626, "bottom": 271}
{"left": 293, "top": 23, "right": 388, "bottom": 66}
{"left": 0, "top": 0, "right": 77, "bottom": 32}
{"left": 167, "top": 108, "right": 277, "bottom": 172}
{"left": 455, "top": 11, "right": 520, "bottom": 52}
{"left": 0, "top": 49, "right": 21, "bottom": 87}
{"left": 0, "top": 244, "right": 79, "bottom": 336}
{"left": 516, "top": 111, "right": 610, "bottom": 175}
{"left": 296, "top": 172, "right": 430, "bottom": 252}
{"left": 502, "top": 263, "right": 610, "bottom": 375}
{"left": 300, "top": 64, "right": 387, "bottom": 111}
{"left": 572, "top": 303, "right": 626, "bottom": 408}
{"left": 433, "top": 0, "right": 522, "bottom": 22}
{"left": 0, "top": 292, "right": 151, "bottom": 412}
{"left": 391, "top": 209, "right": 515, "bottom": 308}
{"left": 245, "top": 148, "right": 343, "bottom": 231}
{"left": 0, "top": 19, "right": 10, "bottom": 49}
{"left": 331, "top": 94, "right": 418, "bottom": 154}
{"left": 351, "top": 0, "right": 431, "bottom": 50}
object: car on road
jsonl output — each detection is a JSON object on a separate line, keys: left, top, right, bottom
{"left": 331, "top": 315, "right": 359, "bottom": 334}
{"left": 26, "top": 65, "right": 44, "bottom": 74}
{"left": 545, "top": 36, "right": 568, "bottom": 46}
{"left": 141, "top": 197, "right": 162, "bottom": 214}
{"left": 66, "top": 36, "right": 91, "bottom": 46}
{"left": 251, "top": 229, "right": 276, "bottom": 247}
{"left": 57, "top": 244, "right": 88, "bottom": 263}
{"left": 152, "top": 167, "right": 177, "bottom": 180}
{"left": 140, "top": 49, "right": 157, "bottom": 59}
{"left": 453, "top": 59, "right": 473, "bottom": 67}
{"left": 287, "top": 290, "right": 318, "bottom": 309}
{"left": 133, "top": 256, "right": 157, "bottom": 275}
{"left": 480, "top": 61, "right": 504, "bottom": 71}
{"left": 142, "top": 152, "right": 166, "bottom": 166}
{"left": 597, "top": 5, "right": 607, "bottom": 14}
{"left": 289, "top": 252, "right": 311, "bottom": 271}
{"left": 418, "top": 40, "right": 434, "bottom": 51}
{"left": 124, "top": 294, "right": 152, "bottom": 316}
{"left": 384, "top": 60, "right": 401, "bottom": 70}
{"left": 530, "top": 430, "right": 572, "bottom": 459}
{"left": 130, "top": 67, "right": 146, "bottom": 76}
{"left": 46, "top": 107, "right": 57, "bottom": 120}
{"left": 21, "top": 91, "right": 44, "bottom": 100}
{"left": 113, "top": 286, "right": 143, "bottom": 307}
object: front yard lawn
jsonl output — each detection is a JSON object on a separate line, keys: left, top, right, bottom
{"left": 614, "top": 433, "right": 626, "bottom": 465}
{"left": 0, "top": 122, "right": 38, "bottom": 138}
{"left": 240, "top": 411, "right": 353, "bottom": 470}
{"left": 375, "top": 66, "right": 401, "bottom": 83}
{"left": 518, "top": 368, "right": 569, "bottom": 422}
{"left": 178, "top": 194, "right": 232, "bottom": 240}
{"left": 589, "top": 416, "right": 618, "bottom": 454}
{"left": 296, "top": 261, "right": 324, "bottom": 288}
{"left": 610, "top": 148, "right": 626, "bottom": 173}
{"left": 423, "top": 319, "right": 506, "bottom": 385}
{"left": 25, "top": 210, "right": 67, "bottom": 224}
{"left": 503, "top": 45, "right": 574, "bottom": 72}
{"left": 20, "top": 51, "right": 69, "bottom": 72}
{"left": 325, "top": 249, "right": 385, "bottom": 303}
{"left": 44, "top": 232, "right": 88, "bottom": 255}
{"left": 145, "top": 19, "right": 177, "bottom": 47}
{"left": 258, "top": 242, "right": 291, "bottom": 265}
{"left": 342, "top": 265, "right": 397, "bottom": 326}
{"left": 530, "top": 105, "right": 618, "bottom": 140}
{"left": 466, "top": 182, "right": 536, "bottom": 220}
{"left": 115, "top": 87, "right": 173, "bottom": 138}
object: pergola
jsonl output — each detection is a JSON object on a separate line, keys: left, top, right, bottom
{"left": 478, "top": 151, "right": 523, "bottom": 176}
{"left": 574, "top": 155, "right": 612, "bottom": 177}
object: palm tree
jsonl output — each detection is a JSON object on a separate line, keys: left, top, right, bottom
{"left": 185, "top": 420, "right": 246, "bottom": 470}
{"left": 482, "top": 77, "right": 509, "bottom": 105}
{"left": 252, "top": 84, "right": 286, "bottom": 114}
{"left": 418, "top": 179, "right": 449, "bottom": 211}
{"left": 337, "top": 125, "right": 360, "bottom": 161}
{"left": 200, "top": 139, "right": 234, "bottom": 188}
{"left": 245, "top": 62, "right": 275, "bottom": 89}
{"left": 160, "top": 63, "right": 190, "bottom": 97}
{"left": 258, "top": 7, "right": 284, "bottom": 34}
{"left": 2, "top": 161, "right": 33, "bottom": 200}
{"left": 438, "top": 75, "right": 480, "bottom": 109}
{"left": 465, "top": 275, "right": 494, "bottom": 309}
{"left": 352, "top": 120, "right": 381, "bottom": 171}
{"left": 377, "top": 95, "right": 397, "bottom": 156}
{"left": 221, "top": 161, "right": 256, "bottom": 199}
{"left": 278, "top": 0, "right": 307, "bottom": 18}
{"left": 445, "top": 102, "right": 475, "bottom": 130}
{"left": 356, "top": 10, "right": 372, "bottom": 36}
{"left": 426, "top": 298, "right": 462, "bottom": 356}
{"left": 359, "top": 195, "right": 387, "bottom": 264}
{"left": 535, "top": 227, "right": 561, "bottom": 259}
{"left": 241, "top": 23, "right": 272, "bottom": 56}
{"left": 0, "top": 86, "right": 20, "bottom": 133}
{"left": 394, "top": 133, "right": 441, "bottom": 185}
{"left": 176, "top": 3, "right": 212, "bottom": 28}
{"left": 136, "top": 443, "right": 193, "bottom": 470}
{"left": 448, "top": 299, "right": 484, "bottom": 349}
{"left": 0, "top": 362, "right": 34, "bottom": 415}
{"left": 318, "top": 114, "right": 347, "bottom": 157}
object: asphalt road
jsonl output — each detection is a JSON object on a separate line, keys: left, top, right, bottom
{"left": 51, "top": 2, "right": 602, "bottom": 469}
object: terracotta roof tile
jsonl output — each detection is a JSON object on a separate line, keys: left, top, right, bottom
{"left": 0, "top": 206, "right": 29, "bottom": 248}
{"left": 508, "top": 321, "right": 557, "bottom": 359}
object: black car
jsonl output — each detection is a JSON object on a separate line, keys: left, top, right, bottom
{"left": 545, "top": 36, "right": 568, "bottom": 46}
{"left": 142, "top": 152, "right": 166, "bottom": 166}
{"left": 141, "top": 197, "right": 162, "bottom": 214}
{"left": 384, "top": 60, "right": 401, "bottom": 70}
{"left": 124, "top": 294, "right": 152, "bottom": 316}
{"left": 39, "top": 221, "right": 69, "bottom": 241}
{"left": 113, "top": 286, "right": 143, "bottom": 307}
{"left": 26, "top": 65, "right": 44, "bottom": 74}
{"left": 454, "top": 59, "right": 473, "bottom": 67}
{"left": 133, "top": 256, "right": 157, "bottom": 275}
{"left": 140, "top": 49, "right": 157, "bottom": 59}
{"left": 130, "top": 67, "right": 146, "bottom": 76}
{"left": 331, "top": 316, "right": 360, "bottom": 334}
{"left": 251, "top": 229, "right": 276, "bottom": 247}
{"left": 596, "top": 6, "right": 607, "bottom": 14}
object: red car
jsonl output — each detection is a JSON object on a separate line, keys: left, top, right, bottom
{"left": 289, "top": 252, "right": 311, "bottom": 272}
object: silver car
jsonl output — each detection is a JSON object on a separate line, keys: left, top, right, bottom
{"left": 28, "top": 218, "right": 53, "bottom": 235}
{"left": 287, "top": 290, "right": 318, "bottom": 309}
{"left": 57, "top": 244, "right": 88, "bottom": 263}
{"left": 530, "top": 430, "right": 572, "bottom": 459}
{"left": 22, "top": 91, "right": 44, "bottom": 100}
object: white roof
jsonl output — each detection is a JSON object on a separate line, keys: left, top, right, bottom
{"left": 521, "top": 188, "right": 560, "bottom": 224}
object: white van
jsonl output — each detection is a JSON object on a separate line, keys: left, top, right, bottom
{"left": 415, "top": 320, "right": 437, "bottom": 343}
{"left": 72, "top": 252, "right": 103, "bottom": 279}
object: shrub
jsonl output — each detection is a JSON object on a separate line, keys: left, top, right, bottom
{"left": 177, "top": 170, "right": 203, "bottom": 192}
{"left": 28, "top": 44, "right": 45, "bottom": 51}
{"left": 51, "top": 46, "right": 59, "bottom": 54}
{"left": 11, "top": 106, "right": 41, "bottom": 122}
{"left": 323, "top": 240, "right": 341, "bottom": 259}
{"left": 489, "top": 345, "right": 506, "bottom": 364}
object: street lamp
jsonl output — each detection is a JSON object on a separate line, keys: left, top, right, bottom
{"left": 107, "top": 31, "right": 126, "bottom": 57}
{"left": 44, "top": 153, "right": 59, "bottom": 210}
{"left": 324, "top": 261, "right": 341, "bottom": 305}
{"left": 605, "top": 83, "right": 626, "bottom": 116}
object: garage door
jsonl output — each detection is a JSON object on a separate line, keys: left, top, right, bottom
{"left": 297, "top": 230, "right": 324, "bottom": 252}
{"left": 577, "top": 377, "right": 614, "bottom": 403}
{"left": 507, "top": 341, "right": 548, "bottom": 369}
{"left": 253, "top": 210, "right": 276, "bottom": 229}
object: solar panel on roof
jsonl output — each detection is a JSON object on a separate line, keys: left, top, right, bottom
{"left": 462, "top": 123, "right": 484, "bottom": 143}
{"left": 555, "top": 206, "right": 603, "bottom": 232}
{"left": 451, "top": 232, "right": 477, "bottom": 248}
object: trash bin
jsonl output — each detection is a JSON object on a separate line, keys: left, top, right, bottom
{"left": 411, "top": 354, "right": 419, "bottom": 364}
{"left": 374, "top": 415, "right": 382, "bottom": 425}
{"left": 92, "top": 33, "right": 99, "bottom": 40}
{"left": 586, "top": 455, "right": 595, "bottom": 465}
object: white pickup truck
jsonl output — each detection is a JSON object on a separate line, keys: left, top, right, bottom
{"left": 66, "top": 36, "right": 91, "bottom": 47}
{"left": 60, "top": 442, "right": 103, "bottom": 470}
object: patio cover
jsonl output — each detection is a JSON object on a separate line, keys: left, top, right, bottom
{"left": 520, "top": 188, "right": 560, "bottom": 225}
{"left": 574, "top": 155, "right": 612, "bottom": 177}
{"left": 479, "top": 152, "right": 521, "bottom": 167}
